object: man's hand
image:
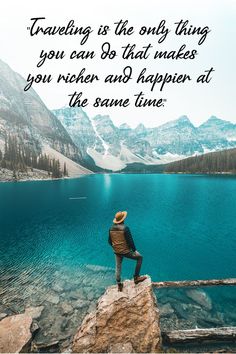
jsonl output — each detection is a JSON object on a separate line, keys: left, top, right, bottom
{"left": 133, "top": 250, "right": 141, "bottom": 256}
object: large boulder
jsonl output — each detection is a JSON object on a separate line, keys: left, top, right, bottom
{"left": 72, "top": 276, "right": 162, "bottom": 353}
{"left": 0, "top": 313, "right": 33, "bottom": 353}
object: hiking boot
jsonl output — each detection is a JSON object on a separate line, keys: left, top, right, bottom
{"left": 134, "top": 275, "right": 147, "bottom": 284}
{"left": 117, "top": 282, "right": 123, "bottom": 292}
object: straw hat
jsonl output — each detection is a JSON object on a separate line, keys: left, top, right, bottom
{"left": 113, "top": 211, "right": 127, "bottom": 224}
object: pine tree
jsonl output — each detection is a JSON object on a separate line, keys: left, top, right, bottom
{"left": 4, "top": 134, "right": 8, "bottom": 161}
{"left": 1, "top": 132, "right": 68, "bottom": 178}
{"left": 63, "top": 162, "right": 68, "bottom": 176}
{"left": 12, "top": 169, "right": 17, "bottom": 180}
{"left": 51, "top": 158, "right": 62, "bottom": 178}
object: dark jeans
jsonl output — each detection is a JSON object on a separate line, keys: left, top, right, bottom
{"left": 115, "top": 250, "right": 143, "bottom": 283}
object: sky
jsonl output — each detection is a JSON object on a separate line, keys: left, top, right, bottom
{"left": 0, "top": 0, "right": 236, "bottom": 128}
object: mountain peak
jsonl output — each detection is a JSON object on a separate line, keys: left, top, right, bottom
{"left": 176, "top": 115, "right": 191, "bottom": 123}
{"left": 206, "top": 116, "right": 224, "bottom": 123}
{"left": 135, "top": 123, "right": 146, "bottom": 132}
{"left": 93, "top": 114, "right": 112, "bottom": 123}
{"left": 119, "top": 123, "right": 131, "bottom": 130}
{"left": 208, "top": 115, "right": 221, "bottom": 121}
{"left": 200, "top": 116, "right": 234, "bottom": 128}
{"left": 158, "top": 115, "right": 194, "bottom": 130}
{"left": 54, "top": 106, "right": 85, "bottom": 114}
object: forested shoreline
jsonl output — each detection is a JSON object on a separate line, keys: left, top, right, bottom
{"left": 165, "top": 148, "right": 236, "bottom": 174}
{"left": 0, "top": 133, "right": 68, "bottom": 180}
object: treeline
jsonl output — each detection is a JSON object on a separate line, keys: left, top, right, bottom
{"left": 0, "top": 134, "right": 68, "bottom": 178}
{"left": 164, "top": 148, "right": 236, "bottom": 174}
{"left": 120, "top": 162, "right": 165, "bottom": 173}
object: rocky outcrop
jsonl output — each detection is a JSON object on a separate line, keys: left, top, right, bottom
{"left": 0, "top": 314, "right": 33, "bottom": 353}
{"left": 0, "top": 59, "right": 92, "bottom": 176}
{"left": 0, "top": 306, "right": 43, "bottom": 353}
{"left": 72, "top": 276, "right": 162, "bottom": 353}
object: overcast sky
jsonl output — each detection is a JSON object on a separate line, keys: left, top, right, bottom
{"left": 1, "top": 0, "right": 235, "bottom": 127}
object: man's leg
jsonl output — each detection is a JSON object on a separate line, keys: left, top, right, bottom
{"left": 123, "top": 251, "right": 146, "bottom": 282}
{"left": 115, "top": 254, "right": 123, "bottom": 291}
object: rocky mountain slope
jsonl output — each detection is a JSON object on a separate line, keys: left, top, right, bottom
{"left": 0, "top": 59, "right": 92, "bottom": 176}
{"left": 53, "top": 106, "right": 236, "bottom": 172}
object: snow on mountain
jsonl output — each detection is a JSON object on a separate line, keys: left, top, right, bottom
{"left": 54, "top": 107, "right": 236, "bottom": 172}
{"left": 91, "top": 116, "right": 111, "bottom": 156}
{"left": 87, "top": 148, "right": 125, "bottom": 172}
{"left": 120, "top": 145, "right": 149, "bottom": 164}
{"left": 92, "top": 115, "right": 121, "bottom": 156}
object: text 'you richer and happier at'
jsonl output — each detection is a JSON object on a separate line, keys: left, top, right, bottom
{"left": 25, "top": 18, "right": 214, "bottom": 109}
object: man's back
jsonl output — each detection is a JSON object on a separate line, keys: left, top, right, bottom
{"left": 109, "top": 223, "right": 136, "bottom": 254}
{"left": 109, "top": 224, "right": 130, "bottom": 254}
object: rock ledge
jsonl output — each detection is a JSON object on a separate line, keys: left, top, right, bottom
{"left": 72, "top": 276, "right": 162, "bottom": 353}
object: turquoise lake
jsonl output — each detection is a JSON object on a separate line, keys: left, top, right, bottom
{"left": 0, "top": 174, "right": 236, "bottom": 350}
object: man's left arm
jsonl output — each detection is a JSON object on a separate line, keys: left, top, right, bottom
{"left": 125, "top": 226, "right": 136, "bottom": 252}
{"left": 108, "top": 230, "right": 112, "bottom": 246}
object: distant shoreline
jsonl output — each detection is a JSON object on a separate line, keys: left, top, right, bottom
{"left": 163, "top": 171, "right": 236, "bottom": 175}
{"left": 0, "top": 168, "right": 85, "bottom": 183}
{"left": 0, "top": 176, "right": 70, "bottom": 183}
{"left": 1, "top": 170, "right": 236, "bottom": 183}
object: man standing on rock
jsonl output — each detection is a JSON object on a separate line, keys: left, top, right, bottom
{"left": 108, "top": 211, "right": 147, "bottom": 291}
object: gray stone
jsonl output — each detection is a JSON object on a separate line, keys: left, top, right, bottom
{"left": 186, "top": 289, "right": 212, "bottom": 310}
{"left": 61, "top": 318, "right": 69, "bottom": 331}
{"left": 0, "top": 313, "right": 7, "bottom": 320}
{"left": 197, "top": 312, "right": 224, "bottom": 327}
{"left": 87, "top": 302, "right": 97, "bottom": 313}
{"left": 61, "top": 302, "right": 74, "bottom": 315}
{"left": 171, "top": 302, "right": 189, "bottom": 319}
{"left": 72, "top": 299, "right": 90, "bottom": 309}
{"left": 68, "top": 289, "right": 87, "bottom": 300}
{"left": 52, "top": 283, "right": 64, "bottom": 293}
{"left": 86, "top": 291, "right": 95, "bottom": 301}
{"left": 31, "top": 321, "right": 40, "bottom": 333}
{"left": 159, "top": 303, "right": 175, "bottom": 317}
{"left": 25, "top": 306, "right": 44, "bottom": 319}
{"left": 31, "top": 340, "right": 60, "bottom": 352}
{"left": 46, "top": 293, "right": 60, "bottom": 305}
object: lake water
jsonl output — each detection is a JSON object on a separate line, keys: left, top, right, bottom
{"left": 0, "top": 174, "right": 236, "bottom": 351}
